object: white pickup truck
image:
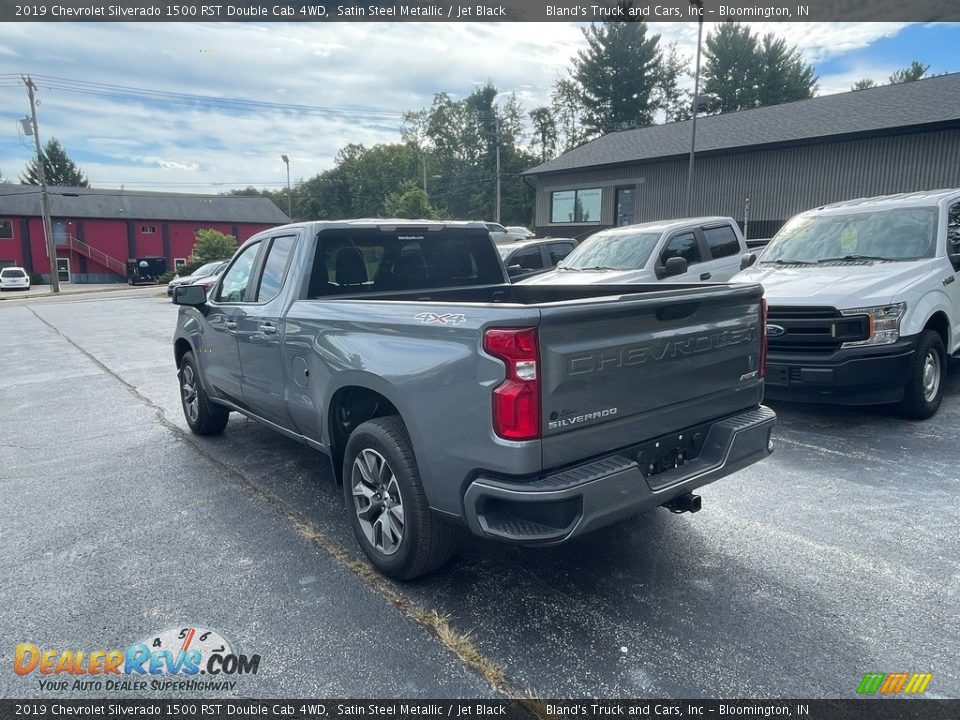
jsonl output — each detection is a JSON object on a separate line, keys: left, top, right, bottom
{"left": 733, "top": 189, "right": 960, "bottom": 419}
{"left": 517, "top": 216, "right": 750, "bottom": 286}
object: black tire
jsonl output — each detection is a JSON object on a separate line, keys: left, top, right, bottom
{"left": 343, "top": 416, "right": 457, "bottom": 580}
{"left": 178, "top": 351, "right": 230, "bottom": 435}
{"left": 896, "top": 330, "right": 946, "bottom": 420}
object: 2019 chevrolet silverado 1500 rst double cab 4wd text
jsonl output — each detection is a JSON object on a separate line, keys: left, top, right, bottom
{"left": 172, "top": 220, "right": 775, "bottom": 579}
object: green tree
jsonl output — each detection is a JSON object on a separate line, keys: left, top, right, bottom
{"left": 657, "top": 42, "right": 691, "bottom": 123}
{"left": 889, "top": 61, "right": 930, "bottom": 84}
{"left": 702, "top": 23, "right": 816, "bottom": 113}
{"left": 851, "top": 78, "right": 877, "bottom": 90}
{"left": 20, "top": 138, "right": 89, "bottom": 187}
{"left": 190, "top": 229, "right": 237, "bottom": 264}
{"left": 573, "top": 21, "right": 663, "bottom": 136}
{"left": 528, "top": 107, "right": 558, "bottom": 162}
{"left": 702, "top": 22, "right": 761, "bottom": 113}
{"left": 756, "top": 33, "right": 817, "bottom": 106}
{"left": 551, "top": 78, "right": 587, "bottom": 151}
{"left": 383, "top": 184, "right": 441, "bottom": 219}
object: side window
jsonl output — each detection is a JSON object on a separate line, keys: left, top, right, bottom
{"left": 703, "top": 225, "right": 741, "bottom": 259}
{"left": 547, "top": 243, "right": 574, "bottom": 265}
{"left": 661, "top": 232, "right": 701, "bottom": 266}
{"left": 215, "top": 241, "right": 261, "bottom": 303}
{"left": 256, "top": 235, "right": 296, "bottom": 302}
{"left": 948, "top": 202, "right": 960, "bottom": 254}
{"left": 511, "top": 247, "right": 544, "bottom": 270}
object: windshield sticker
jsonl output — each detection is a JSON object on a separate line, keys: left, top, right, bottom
{"left": 840, "top": 226, "right": 859, "bottom": 254}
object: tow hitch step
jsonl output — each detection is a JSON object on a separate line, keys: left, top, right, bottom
{"left": 663, "top": 493, "right": 702, "bottom": 514}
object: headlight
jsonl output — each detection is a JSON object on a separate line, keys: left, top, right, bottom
{"left": 840, "top": 303, "right": 906, "bottom": 347}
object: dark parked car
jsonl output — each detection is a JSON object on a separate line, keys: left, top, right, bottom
{"left": 498, "top": 237, "right": 577, "bottom": 279}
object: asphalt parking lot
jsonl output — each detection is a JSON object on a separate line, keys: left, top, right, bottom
{"left": 1, "top": 290, "right": 958, "bottom": 699}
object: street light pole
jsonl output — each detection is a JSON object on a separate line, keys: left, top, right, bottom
{"left": 281, "top": 154, "right": 291, "bottom": 219}
{"left": 23, "top": 75, "right": 60, "bottom": 294}
{"left": 494, "top": 117, "right": 501, "bottom": 223}
{"left": 686, "top": 0, "right": 705, "bottom": 217}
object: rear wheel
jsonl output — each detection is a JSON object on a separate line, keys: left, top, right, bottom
{"left": 178, "top": 351, "right": 230, "bottom": 435}
{"left": 343, "top": 416, "right": 456, "bottom": 580}
{"left": 896, "top": 330, "right": 946, "bottom": 419}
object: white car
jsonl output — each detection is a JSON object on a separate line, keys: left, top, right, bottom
{"left": 485, "top": 222, "right": 530, "bottom": 244}
{"left": 0, "top": 266, "right": 30, "bottom": 291}
{"left": 505, "top": 225, "right": 535, "bottom": 239}
{"left": 518, "top": 217, "right": 748, "bottom": 286}
{"left": 733, "top": 188, "right": 960, "bottom": 419}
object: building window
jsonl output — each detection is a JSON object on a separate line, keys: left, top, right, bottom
{"left": 703, "top": 225, "right": 741, "bottom": 259}
{"left": 0, "top": 220, "right": 13, "bottom": 239}
{"left": 141, "top": 225, "right": 157, "bottom": 234}
{"left": 174, "top": 258, "right": 188, "bottom": 271}
{"left": 615, "top": 188, "right": 635, "bottom": 226}
{"left": 551, "top": 188, "right": 601, "bottom": 224}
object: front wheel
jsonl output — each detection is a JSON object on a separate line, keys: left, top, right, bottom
{"left": 178, "top": 351, "right": 230, "bottom": 435}
{"left": 343, "top": 416, "right": 456, "bottom": 580}
{"left": 896, "top": 330, "right": 946, "bottom": 420}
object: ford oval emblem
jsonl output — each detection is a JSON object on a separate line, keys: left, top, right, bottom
{"left": 766, "top": 324, "right": 786, "bottom": 338}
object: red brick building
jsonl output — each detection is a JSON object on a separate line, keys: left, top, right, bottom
{"left": 0, "top": 185, "right": 289, "bottom": 283}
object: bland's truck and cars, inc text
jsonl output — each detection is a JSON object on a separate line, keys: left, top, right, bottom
{"left": 172, "top": 220, "right": 775, "bottom": 579}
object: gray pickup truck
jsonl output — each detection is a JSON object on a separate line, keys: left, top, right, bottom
{"left": 172, "top": 220, "right": 775, "bottom": 579}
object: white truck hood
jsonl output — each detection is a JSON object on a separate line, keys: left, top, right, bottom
{"left": 517, "top": 267, "right": 657, "bottom": 285}
{"left": 733, "top": 260, "right": 935, "bottom": 308}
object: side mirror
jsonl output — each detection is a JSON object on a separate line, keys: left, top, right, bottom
{"left": 172, "top": 284, "right": 208, "bottom": 306}
{"left": 663, "top": 257, "right": 688, "bottom": 277}
{"left": 740, "top": 252, "right": 757, "bottom": 270}
{"left": 507, "top": 264, "right": 528, "bottom": 277}
{"left": 950, "top": 253, "right": 960, "bottom": 272}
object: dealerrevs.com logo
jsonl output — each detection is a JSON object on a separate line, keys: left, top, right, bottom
{"left": 13, "top": 626, "right": 260, "bottom": 692}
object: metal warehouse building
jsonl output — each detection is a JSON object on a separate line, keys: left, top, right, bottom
{"left": 524, "top": 73, "right": 960, "bottom": 240}
{"left": 0, "top": 186, "right": 289, "bottom": 283}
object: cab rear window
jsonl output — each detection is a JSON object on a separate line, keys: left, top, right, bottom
{"left": 306, "top": 228, "right": 503, "bottom": 298}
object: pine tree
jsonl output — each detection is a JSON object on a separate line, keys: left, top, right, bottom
{"left": 21, "top": 138, "right": 89, "bottom": 187}
{"left": 851, "top": 79, "right": 877, "bottom": 91}
{"left": 528, "top": 107, "right": 558, "bottom": 163}
{"left": 889, "top": 61, "right": 930, "bottom": 84}
{"left": 702, "top": 23, "right": 817, "bottom": 113}
{"left": 573, "top": 21, "right": 663, "bottom": 137}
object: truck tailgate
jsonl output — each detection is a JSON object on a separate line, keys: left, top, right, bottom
{"left": 538, "top": 283, "right": 765, "bottom": 470}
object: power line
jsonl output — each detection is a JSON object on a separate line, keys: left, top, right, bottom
{"left": 24, "top": 74, "right": 407, "bottom": 121}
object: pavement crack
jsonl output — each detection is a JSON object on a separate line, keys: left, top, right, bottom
{"left": 24, "top": 305, "right": 544, "bottom": 712}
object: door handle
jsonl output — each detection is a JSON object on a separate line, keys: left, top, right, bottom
{"left": 224, "top": 320, "right": 237, "bottom": 330}
{"left": 259, "top": 322, "right": 278, "bottom": 335}
{"left": 700, "top": 272, "right": 712, "bottom": 281}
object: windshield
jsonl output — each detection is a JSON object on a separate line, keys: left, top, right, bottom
{"left": 1, "top": 268, "right": 26, "bottom": 278}
{"left": 762, "top": 208, "right": 938, "bottom": 264}
{"left": 191, "top": 261, "right": 223, "bottom": 277}
{"left": 559, "top": 231, "right": 661, "bottom": 271}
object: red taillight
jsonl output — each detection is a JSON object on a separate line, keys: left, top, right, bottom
{"left": 483, "top": 327, "right": 540, "bottom": 440}
{"left": 759, "top": 297, "right": 768, "bottom": 379}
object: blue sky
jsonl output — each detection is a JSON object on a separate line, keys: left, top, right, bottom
{"left": 0, "top": 22, "right": 958, "bottom": 192}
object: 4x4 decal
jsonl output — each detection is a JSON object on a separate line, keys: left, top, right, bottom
{"left": 414, "top": 312, "right": 467, "bottom": 326}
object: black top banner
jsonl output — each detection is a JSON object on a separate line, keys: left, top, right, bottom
{"left": 2, "top": 700, "right": 960, "bottom": 720}
{"left": 1, "top": 0, "right": 959, "bottom": 22}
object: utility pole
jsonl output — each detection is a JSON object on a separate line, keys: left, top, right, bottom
{"left": 494, "top": 117, "right": 501, "bottom": 223}
{"left": 23, "top": 75, "right": 60, "bottom": 293}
